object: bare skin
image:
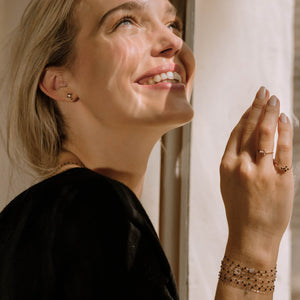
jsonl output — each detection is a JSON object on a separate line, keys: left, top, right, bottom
{"left": 39, "top": 0, "right": 294, "bottom": 298}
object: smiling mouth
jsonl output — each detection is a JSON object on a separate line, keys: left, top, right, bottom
{"left": 138, "top": 71, "right": 183, "bottom": 85}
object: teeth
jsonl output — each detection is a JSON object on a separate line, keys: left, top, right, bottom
{"left": 153, "top": 74, "right": 162, "bottom": 83}
{"left": 145, "top": 71, "right": 182, "bottom": 85}
{"left": 161, "top": 73, "right": 168, "bottom": 80}
{"left": 166, "top": 72, "right": 175, "bottom": 80}
{"left": 174, "top": 72, "right": 181, "bottom": 81}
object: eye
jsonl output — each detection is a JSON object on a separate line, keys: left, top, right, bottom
{"left": 115, "top": 15, "right": 136, "bottom": 29}
{"left": 168, "top": 18, "right": 184, "bottom": 36}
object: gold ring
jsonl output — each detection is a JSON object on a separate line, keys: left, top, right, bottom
{"left": 258, "top": 149, "right": 274, "bottom": 156}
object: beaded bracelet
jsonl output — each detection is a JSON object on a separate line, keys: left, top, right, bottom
{"left": 218, "top": 256, "right": 277, "bottom": 295}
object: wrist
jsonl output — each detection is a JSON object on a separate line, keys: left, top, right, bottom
{"left": 225, "top": 232, "right": 280, "bottom": 268}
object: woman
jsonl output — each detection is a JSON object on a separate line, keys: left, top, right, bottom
{"left": 0, "top": 0, "right": 294, "bottom": 299}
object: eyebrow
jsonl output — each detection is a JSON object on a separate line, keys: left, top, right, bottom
{"left": 98, "top": 1, "right": 178, "bottom": 27}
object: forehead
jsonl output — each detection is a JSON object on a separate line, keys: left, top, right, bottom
{"left": 79, "top": 0, "right": 176, "bottom": 16}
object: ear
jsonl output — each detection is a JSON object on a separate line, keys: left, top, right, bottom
{"left": 39, "top": 67, "right": 75, "bottom": 102}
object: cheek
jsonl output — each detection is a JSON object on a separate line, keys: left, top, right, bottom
{"left": 74, "top": 37, "right": 145, "bottom": 94}
{"left": 180, "top": 43, "right": 196, "bottom": 97}
{"left": 181, "top": 43, "right": 196, "bottom": 73}
{"left": 102, "top": 36, "right": 146, "bottom": 91}
{"left": 71, "top": 38, "right": 148, "bottom": 121}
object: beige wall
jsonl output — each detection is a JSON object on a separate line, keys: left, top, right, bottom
{"left": 0, "top": 0, "right": 29, "bottom": 40}
{"left": 0, "top": 0, "right": 32, "bottom": 211}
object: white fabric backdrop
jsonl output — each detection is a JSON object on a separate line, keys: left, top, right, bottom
{"left": 189, "top": 0, "right": 294, "bottom": 299}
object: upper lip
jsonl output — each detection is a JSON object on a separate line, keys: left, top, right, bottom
{"left": 135, "top": 63, "right": 186, "bottom": 84}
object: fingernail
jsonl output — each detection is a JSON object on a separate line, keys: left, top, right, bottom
{"left": 280, "top": 113, "right": 288, "bottom": 123}
{"left": 269, "top": 95, "right": 278, "bottom": 106}
{"left": 257, "top": 86, "right": 266, "bottom": 100}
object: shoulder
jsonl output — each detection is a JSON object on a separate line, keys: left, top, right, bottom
{"left": 0, "top": 169, "right": 143, "bottom": 264}
{"left": 0, "top": 168, "right": 139, "bottom": 232}
{"left": 47, "top": 168, "right": 134, "bottom": 229}
{"left": 38, "top": 167, "right": 133, "bottom": 204}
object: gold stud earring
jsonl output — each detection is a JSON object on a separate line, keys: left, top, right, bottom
{"left": 67, "top": 93, "right": 74, "bottom": 101}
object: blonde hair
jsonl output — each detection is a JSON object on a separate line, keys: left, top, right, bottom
{"left": 3, "top": 0, "right": 80, "bottom": 177}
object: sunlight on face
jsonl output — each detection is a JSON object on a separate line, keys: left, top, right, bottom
{"left": 70, "top": 0, "right": 196, "bottom": 132}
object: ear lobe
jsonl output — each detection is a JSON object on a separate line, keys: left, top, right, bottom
{"left": 39, "top": 68, "right": 69, "bottom": 101}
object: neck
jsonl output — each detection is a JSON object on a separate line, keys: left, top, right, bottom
{"left": 62, "top": 125, "right": 162, "bottom": 199}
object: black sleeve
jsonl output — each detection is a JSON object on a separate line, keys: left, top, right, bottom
{"left": 52, "top": 178, "right": 130, "bottom": 300}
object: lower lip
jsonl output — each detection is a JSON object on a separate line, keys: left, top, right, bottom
{"left": 137, "top": 82, "right": 186, "bottom": 90}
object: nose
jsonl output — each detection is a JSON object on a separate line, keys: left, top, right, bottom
{"left": 150, "top": 25, "right": 183, "bottom": 58}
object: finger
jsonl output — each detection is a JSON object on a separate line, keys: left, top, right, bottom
{"left": 256, "top": 96, "right": 280, "bottom": 165}
{"left": 274, "top": 113, "right": 293, "bottom": 174}
{"left": 222, "top": 107, "right": 251, "bottom": 159}
{"left": 240, "top": 86, "right": 269, "bottom": 156}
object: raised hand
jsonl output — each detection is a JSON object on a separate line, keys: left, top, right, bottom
{"left": 216, "top": 87, "right": 294, "bottom": 299}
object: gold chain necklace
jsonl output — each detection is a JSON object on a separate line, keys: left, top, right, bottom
{"left": 55, "top": 161, "right": 86, "bottom": 173}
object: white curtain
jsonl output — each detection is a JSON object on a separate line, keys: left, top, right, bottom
{"left": 189, "top": 0, "right": 294, "bottom": 299}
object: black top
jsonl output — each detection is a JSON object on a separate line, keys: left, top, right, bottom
{"left": 0, "top": 168, "right": 179, "bottom": 300}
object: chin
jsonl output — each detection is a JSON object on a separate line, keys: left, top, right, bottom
{"left": 173, "top": 105, "right": 194, "bottom": 125}
{"left": 158, "top": 103, "right": 194, "bottom": 131}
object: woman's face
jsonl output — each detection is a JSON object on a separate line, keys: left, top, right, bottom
{"left": 69, "top": 0, "right": 195, "bottom": 131}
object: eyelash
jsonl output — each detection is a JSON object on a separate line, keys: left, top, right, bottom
{"left": 114, "top": 15, "right": 184, "bottom": 35}
{"left": 115, "top": 15, "right": 136, "bottom": 28}
{"left": 169, "top": 19, "right": 184, "bottom": 34}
